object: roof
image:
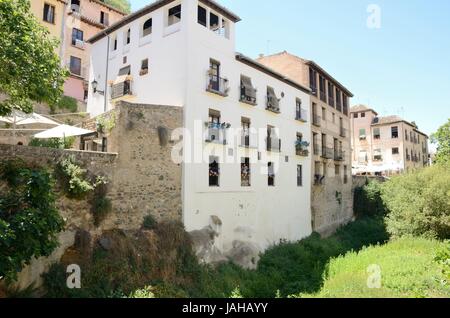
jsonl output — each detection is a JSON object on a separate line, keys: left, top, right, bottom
{"left": 88, "top": 0, "right": 241, "bottom": 43}
{"left": 350, "top": 104, "right": 378, "bottom": 115}
{"left": 371, "top": 115, "right": 428, "bottom": 137}
{"left": 91, "top": 0, "right": 128, "bottom": 16}
{"left": 257, "top": 51, "right": 354, "bottom": 97}
{"left": 236, "top": 53, "right": 311, "bottom": 94}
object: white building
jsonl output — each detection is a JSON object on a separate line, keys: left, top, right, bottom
{"left": 87, "top": 0, "right": 312, "bottom": 266}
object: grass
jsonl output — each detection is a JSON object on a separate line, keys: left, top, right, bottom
{"left": 296, "top": 238, "right": 450, "bottom": 298}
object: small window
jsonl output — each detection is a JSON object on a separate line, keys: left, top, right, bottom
{"left": 359, "top": 128, "right": 366, "bottom": 139}
{"left": 125, "top": 29, "right": 131, "bottom": 45}
{"left": 335, "top": 164, "right": 340, "bottom": 176}
{"left": 43, "top": 3, "right": 55, "bottom": 24}
{"left": 297, "top": 165, "right": 303, "bottom": 187}
{"left": 344, "top": 166, "right": 348, "bottom": 184}
{"left": 71, "top": 28, "right": 83, "bottom": 46}
{"left": 373, "top": 149, "right": 382, "bottom": 161}
{"left": 353, "top": 113, "right": 358, "bottom": 119}
{"left": 100, "top": 11, "right": 109, "bottom": 26}
{"left": 405, "top": 130, "right": 408, "bottom": 141}
{"left": 322, "top": 107, "right": 326, "bottom": 120}
{"left": 140, "top": 59, "right": 149, "bottom": 76}
{"left": 112, "top": 35, "right": 118, "bottom": 51}
{"left": 268, "top": 162, "right": 275, "bottom": 187}
{"left": 373, "top": 127, "right": 380, "bottom": 139}
{"left": 392, "top": 147, "right": 399, "bottom": 155}
{"left": 241, "top": 158, "right": 251, "bottom": 187}
{"left": 168, "top": 4, "right": 181, "bottom": 26}
{"left": 69, "top": 56, "right": 81, "bottom": 76}
{"left": 210, "top": 12, "right": 220, "bottom": 33}
{"left": 198, "top": 6, "right": 207, "bottom": 27}
{"left": 391, "top": 126, "right": 399, "bottom": 139}
{"left": 361, "top": 112, "right": 366, "bottom": 118}
{"left": 209, "top": 156, "right": 220, "bottom": 187}
{"left": 142, "top": 18, "right": 153, "bottom": 37}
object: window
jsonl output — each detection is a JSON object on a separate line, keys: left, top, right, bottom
{"left": 342, "top": 95, "right": 348, "bottom": 115}
{"left": 344, "top": 166, "right": 348, "bottom": 184}
{"left": 361, "top": 112, "right": 366, "bottom": 118}
{"left": 71, "top": 28, "right": 83, "bottom": 46}
{"left": 332, "top": 113, "right": 336, "bottom": 124}
{"left": 297, "top": 165, "right": 303, "bottom": 187}
{"left": 410, "top": 131, "right": 413, "bottom": 142}
{"left": 198, "top": 6, "right": 207, "bottom": 26}
{"left": 268, "top": 162, "right": 275, "bottom": 186}
{"left": 309, "top": 68, "right": 317, "bottom": 94}
{"left": 43, "top": 3, "right": 55, "bottom": 24}
{"left": 69, "top": 56, "right": 81, "bottom": 76}
{"left": 335, "top": 164, "right": 340, "bottom": 176}
{"left": 373, "top": 127, "right": 380, "bottom": 139}
{"left": 241, "top": 118, "right": 250, "bottom": 147}
{"left": 391, "top": 126, "right": 399, "bottom": 139}
{"left": 125, "top": 29, "right": 131, "bottom": 45}
{"left": 405, "top": 130, "right": 408, "bottom": 141}
{"left": 328, "top": 82, "right": 334, "bottom": 106}
{"left": 358, "top": 150, "right": 368, "bottom": 163}
{"left": 209, "top": 156, "right": 220, "bottom": 187}
{"left": 373, "top": 149, "right": 382, "bottom": 161}
{"left": 112, "top": 35, "right": 118, "bottom": 51}
{"left": 322, "top": 107, "right": 326, "bottom": 121}
{"left": 392, "top": 147, "right": 399, "bottom": 155}
{"left": 319, "top": 75, "right": 326, "bottom": 102}
{"left": 208, "top": 59, "right": 221, "bottom": 92}
{"left": 142, "top": 18, "right": 152, "bottom": 37}
{"left": 140, "top": 59, "right": 149, "bottom": 75}
{"left": 168, "top": 4, "right": 181, "bottom": 26}
{"left": 353, "top": 113, "right": 358, "bottom": 119}
{"left": 210, "top": 12, "right": 220, "bottom": 33}
{"left": 241, "top": 158, "right": 251, "bottom": 187}
{"left": 335, "top": 88, "right": 342, "bottom": 111}
{"left": 359, "top": 128, "right": 366, "bottom": 140}
{"left": 100, "top": 11, "right": 109, "bottom": 26}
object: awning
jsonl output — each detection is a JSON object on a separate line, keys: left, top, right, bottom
{"left": 34, "top": 124, "right": 94, "bottom": 139}
{"left": 0, "top": 110, "right": 59, "bottom": 126}
{"left": 118, "top": 65, "right": 131, "bottom": 76}
{"left": 241, "top": 76, "right": 256, "bottom": 98}
{"left": 267, "top": 87, "right": 279, "bottom": 108}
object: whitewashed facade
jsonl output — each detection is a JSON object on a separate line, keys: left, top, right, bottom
{"left": 87, "top": 0, "right": 313, "bottom": 262}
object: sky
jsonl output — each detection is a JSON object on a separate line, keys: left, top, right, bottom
{"left": 129, "top": 0, "right": 450, "bottom": 139}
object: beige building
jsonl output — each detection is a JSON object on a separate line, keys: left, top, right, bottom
{"left": 350, "top": 105, "right": 429, "bottom": 176}
{"left": 258, "top": 51, "right": 354, "bottom": 235}
{"left": 30, "top": 0, "right": 126, "bottom": 102}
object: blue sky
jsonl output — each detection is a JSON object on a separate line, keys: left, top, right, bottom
{"left": 130, "top": 0, "right": 450, "bottom": 138}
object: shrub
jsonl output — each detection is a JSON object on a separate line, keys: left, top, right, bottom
{"left": 354, "top": 180, "right": 386, "bottom": 218}
{"left": 57, "top": 96, "right": 78, "bottom": 113}
{"left": 127, "top": 286, "right": 155, "bottom": 298}
{"left": 0, "top": 162, "right": 65, "bottom": 282}
{"left": 29, "top": 137, "right": 75, "bottom": 149}
{"left": 91, "top": 196, "right": 112, "bottom": 227}
{"left": 382, "top": 164, "right": 450, "bottom": 240}
{"left": 57, "top": 156, "right": 94, "bottom": 199}
{"left": 143, "top": 214, "right": 157, "bottom": 230}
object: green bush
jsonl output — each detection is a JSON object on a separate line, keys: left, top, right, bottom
{"left": 56, "top": 156, "right": 94, "bottom": 199}
{"left": 0, "top": 161, "right": 65, "bottom": 282}
{"left": 91, "top": 196, "right": 112, "bottom": 227}
{"left": 127, "top": 286, "right": 155, "bottom": 298}
{"left": 29, "top": 137, "right": 75, "bottom": 149}
{"left": 354, "top": 180, "right": 386, "bottom": 218}
{"left": 295, "top": 238, "right": 450, "bottom": 298}
{"left": 143, "top": 214, "right": 157, "bottom": 230}
{"left": 57, "top": 96, "right": 78, "bottom": 113}
{"left": 382, "top": 164, "right": 450, "bottom": 240}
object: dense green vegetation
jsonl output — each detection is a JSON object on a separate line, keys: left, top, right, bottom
{"left": 431, "top": 119, "right": 450, "bottom": 165}
{"left": 29, "top": 137, "right": 75, "bottom": 149}
{"left": 297, "top": 238, "right": 449, "bottom": 298}
{"left": 0, "top": 160, "right": 64, "bottom": 282}
{"left": 0, "top": 0, "right": 67, "bottom": 116}
{"left": 50, "top": 96, "right": 78, "bottom": 114}
{"left": 104, "top": 0, "right": 131, "bottom": 14}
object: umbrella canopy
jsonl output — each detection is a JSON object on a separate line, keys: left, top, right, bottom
{"left": 0, "top": 110, "right": 59, "bottom": 126}
{"left": 34, "top": 124, "right": 94, "bottom": 139}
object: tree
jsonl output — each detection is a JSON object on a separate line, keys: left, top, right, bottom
{"left": 104, "top": 0, "right": 131, "bottom": 14}
{"left": 431, "top": 119, "right": 450, "bottom": 165}
{"left": 0, "top": 0, "right": 68, "bottom": 116}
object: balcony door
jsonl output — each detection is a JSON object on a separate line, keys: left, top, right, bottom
{"left": 209, "top": 60, "right": 220, "bottom": 91}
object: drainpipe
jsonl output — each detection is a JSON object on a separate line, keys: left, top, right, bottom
{"left": 104, "top": 35, "right": 110, "bottom": 113}
{"left": 60, "top": 1, "right": 67, "bottom": 66}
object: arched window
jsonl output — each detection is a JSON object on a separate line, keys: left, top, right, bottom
{"left": 143, "top": 18, "right": 152, "bottom": 37}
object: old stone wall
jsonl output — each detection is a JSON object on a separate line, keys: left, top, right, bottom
{"left": 312, "top": 176, "right": 354, "bottom": 237}
{"left": 0, "top": 102, "right": 183, "bottom": 292}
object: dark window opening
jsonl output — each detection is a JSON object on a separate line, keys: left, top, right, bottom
{"left": 125, "top": 29, "right": 131, "bottom": 45}
{"left": 297, "top": 165, "right": 303, "bottom": 187}
{"left": 100, "top": 11, "right": 109, "bottom": 26}
{"left": 43, "top": 4, "right": 55, "bottom": 24}
{"left": 392, "top": 147, "right": 399, "bottom": 155}
{"left": 241, "top": 158, "right": 251, "bottom": 187}
{"left": 209, "top": 157, "right": 220, "bottom": 187}
{"left": 168, "top": 4, "right": 181, "bottom": 26}
{"left": 69, "top": 56, "right": 81, "bottom": 76}
{"left": 391, "top": 126, "right": 399, "bottom": 139}
{"left": 143, "top": 18, "right": 153, "bottom": 37}
{"left": 268, "top": 162, "right": 275, "bottom": 187}
{"left": 140, "top": 59, "right": 149, "bottom": 75}
{"left": 198, "top": 6, "right": 207, "bottom": 27}
{"left": 210, "top": 12, "right": 220, "bottom": 33}
{"left": 71, "top": 28, "right": 84, "bottom": 46}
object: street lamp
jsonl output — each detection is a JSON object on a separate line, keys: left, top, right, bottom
{"left": 91, "top": 80, "right": 104, "bottom": 95}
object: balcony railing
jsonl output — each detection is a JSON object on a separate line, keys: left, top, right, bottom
{"left": 340, "top": 127, "right": 346, "bottom": 138}
{"left": 206, "top": 73, "right": 229, "bottom": 96}
{"left": 373, "top": 155, "right": 383, "bottom": 162}
{"left": 266, "top": 96, "right": 280, "bottom": 113}
{"left": 241, "top": 135, "right": 250, "bottom": 147}
{"left": 334, "top": 150, "right": 345, "bottom": 161}
{"left": 312, "top": 115, "right": 321, "bottom": 127}
{"left": 205, "top": 122, "right": 229, "bottom": 145}
{"left": 321, "top": 146, "right": 334, "bottom": 159}
{"left": 266, "top": 137, "right": 281, "bottom": 152}
{"left": 240, "top": 85, "right": 257, "bottom": 105}
{"left": 406, "top": 154, "right": 411, "bottom": 161}
{"left": 296, "top": 109, "right": 308, "bottom": 122}
{"left": 111, "top": 80, "right": 132, "bottom": 99}
{"left": 295, "top": 141, "right": 310, "bottom": 157}
{"left": 328, "top": 96, "right": 334, "bottom": 107}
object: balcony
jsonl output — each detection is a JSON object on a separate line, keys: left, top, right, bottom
{"left": 266, "top": 96, "right": 280, "bottom": 114}
{"left": 334, "top": 150, "right": 345, "bottom": 161}
{"left": 111, "top": 79, "right": 132, "bottom": 99}
{"left": 240, "top": 135, "right": 250, "bottom": 148}
{"left": 312, "top": 115, "right": 321, "bottom": 127}
{"left": 266, "top": 137, "right": 281, "bottom": 152}
{"left": 321, "top": 146, "right": 334, "bottom": 159}
{"left": 296, "top": 109, "right": 308, "bottom": 123}
{"left": 406, "top": 154, "right": 411, "bottom": 161}
{"left": 206, "top": 73, "right": 229, "bottom": 97}
{"left": 240, "top": 78, "right": 257, "bottom": 105}
{"left": 205, "top": 122, "right": 230, "bottom": 145}
{"left": 328, "top": 97, "right": 335, "bottom": 107}
{"left": 295, "top": 141, "right": 310, "bottom": 157}
{"left": 340, "top": 127, "right": 346, "bottom": 138}
{"left": 320, "top": 91, "right": 327, "bottom": 103}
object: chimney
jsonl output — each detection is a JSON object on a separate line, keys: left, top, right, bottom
{"left": 258, "top": 53, "right": 264, "bottom": 59}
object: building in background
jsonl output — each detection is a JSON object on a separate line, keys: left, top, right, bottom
{"left": 257, "top": 51, "right": 354, "bottom": 236}
{"left": 30, "top": 0, "right": 127, "bottom": 103}
{"left": 350, "top": 105, "right": 429, "bottom": 176}
{"left": 86, "top": 0, "right": 313, "bottom": 266}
